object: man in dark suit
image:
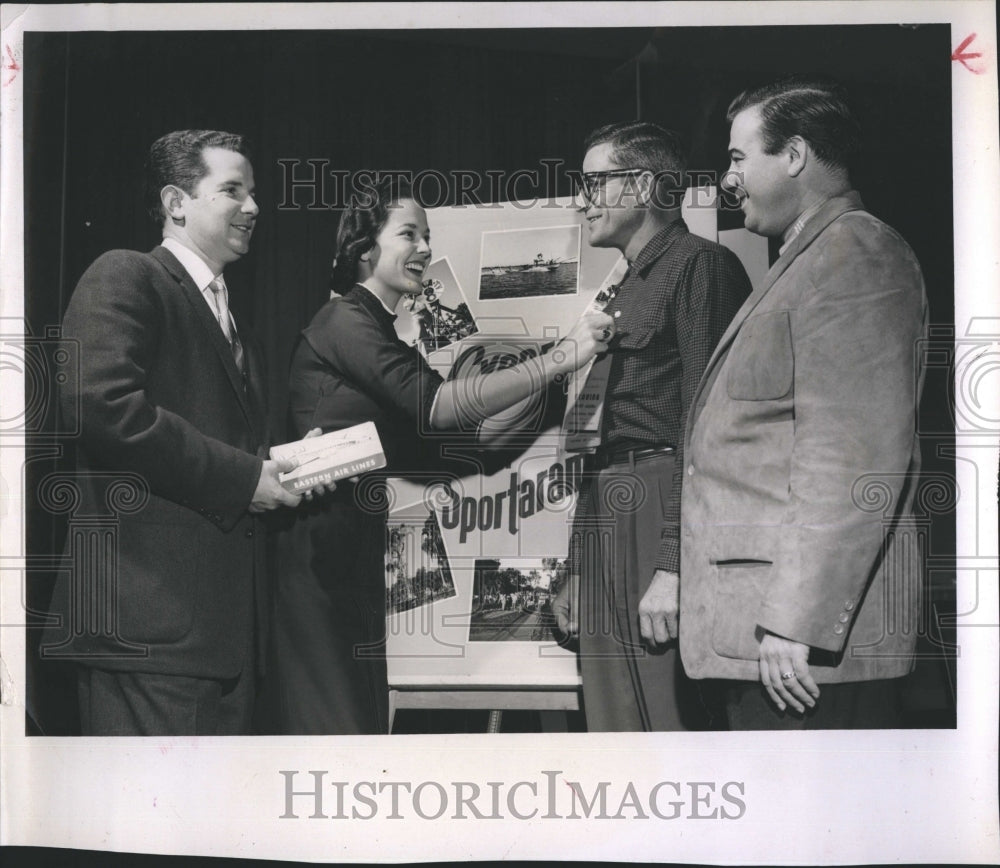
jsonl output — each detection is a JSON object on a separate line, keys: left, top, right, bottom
{"left": 679, "top": 76, "right": 927, "bottom": 728}
{"left": 44, "top": 130, "right": 307, "bottom": 735}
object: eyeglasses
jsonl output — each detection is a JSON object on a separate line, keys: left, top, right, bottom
{"left": 577, "top": 168, "right": 649, "bottom": 203}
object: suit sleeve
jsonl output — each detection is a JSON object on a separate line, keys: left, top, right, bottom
{"left": 656, "top": 247, "right": 752, "bottom": 572}
{"left": 758, "top": 219, "right": 927, "bottom": 651}
{"left": 60, "top": 252, "right": 262, "bottom": 529}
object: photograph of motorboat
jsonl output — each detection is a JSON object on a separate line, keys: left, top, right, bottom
{"left": 478, "top": 224, "right": 581, "bottom": 300}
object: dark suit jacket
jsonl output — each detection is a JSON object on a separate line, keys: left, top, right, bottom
{"left": 44, "top": 246, "right": 268, "bottom": 679}
{"left": 680, "top": 193, "right": 927, "bottom": 682}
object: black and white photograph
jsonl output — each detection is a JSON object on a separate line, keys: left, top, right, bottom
{"left": 468, "top": 556, "right": 569, "bottom": 643}
{"left": 397, "top": 257, "right": 479, "bottom": 356}
{"left": 478, "top": 225, "right": 581, "bottom": 300}
{"left": 385, "top": 502, "right": 457, "bottom": 615}
{"left": 1, "top": 1, "right": 997, "bottom": 866}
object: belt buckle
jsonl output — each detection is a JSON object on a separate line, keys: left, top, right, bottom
{"left": 628, "top": 444, "right": 674, "bottom": 464}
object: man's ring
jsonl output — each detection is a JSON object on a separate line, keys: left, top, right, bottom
{"left": 780, "top": 671, "right": 796, "bottom": 681}
{"left": 600, "top": 326, "right": 612, "bottom": 341}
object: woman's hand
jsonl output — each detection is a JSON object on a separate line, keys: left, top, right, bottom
{"left": 557, "top": 308, "right": 615, "bottom": 371}
{"left": 430, "top": 309, "right": 613, "bottom": 430}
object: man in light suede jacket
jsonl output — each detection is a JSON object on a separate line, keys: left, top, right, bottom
{"left": 677, "top": 76, "right": 927, "bottom": 729}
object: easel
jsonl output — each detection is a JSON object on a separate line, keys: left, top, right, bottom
{"left": 388, "top": 682, "right": 581, "bottom": 733}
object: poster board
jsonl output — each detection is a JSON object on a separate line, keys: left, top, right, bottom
{"left": 383, "top": 191, "right": 720, "bottom": 688}
{"left": 1, "top": 4, "right": 996, "bottom": 866}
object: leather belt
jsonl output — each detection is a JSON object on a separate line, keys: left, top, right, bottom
{"left": 590, "top": 444, "right": 675, "bottom": 470}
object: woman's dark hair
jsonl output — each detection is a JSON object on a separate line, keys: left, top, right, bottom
{"left": 330, "top": 176, "right": 416, "bottom": 295}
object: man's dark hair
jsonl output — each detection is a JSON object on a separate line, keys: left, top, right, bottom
{"left": 583, "top": 121, "right": 687, "bottom": 204}
{"left": 145, "top": 129, "right": 250, "bottom": 223}
{"left": 726, "top": 75, "right": 861, "bottom": 171}
{"left": 330, "top": 175, "right": 416, "bottom": 296}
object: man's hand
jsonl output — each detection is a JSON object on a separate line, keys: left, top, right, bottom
{"left": 249, "top": 458, "right": 304, "bottom": 512}
{"left": 638, "top": 569, "right": 679, "bottom": 645}
{"left": 552, "top": 574, "right": 579, "bottom": 638}
{"left": 758, "top": 632, "right": 820, "bottom": 713}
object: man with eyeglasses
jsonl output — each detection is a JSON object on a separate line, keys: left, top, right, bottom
{"left": 554, "top": 121, "right": 752, "bottom": 731}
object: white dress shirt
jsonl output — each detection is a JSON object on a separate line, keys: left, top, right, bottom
{"left": 161, "top": 237, "right": 236, "bottom": 334}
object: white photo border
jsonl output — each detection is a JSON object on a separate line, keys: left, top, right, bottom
{"left": 1, "top": 3, "right": 997, "bottom": 864}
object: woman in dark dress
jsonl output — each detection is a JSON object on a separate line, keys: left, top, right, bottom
{"left": 262, "top": 179, "right": 613, "bottom": 734}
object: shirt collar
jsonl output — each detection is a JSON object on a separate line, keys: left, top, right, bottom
{"left": 779, "top": 198, "right": 834, "bottom": 256}
{"left": 161, "top": 237, "right": 219, "bottom": 290}
{"left": 629, "top": 218, "right": 688, "bottom": 275}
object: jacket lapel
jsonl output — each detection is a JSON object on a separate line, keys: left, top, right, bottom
{"left": 685, "top": 193, "right": 867, "bottom": 444}
{"left": 151, "top": 246, "right": 260, "bottom": 437}
{"left": 702, "top": 193, "right": 866, "bottom": 381}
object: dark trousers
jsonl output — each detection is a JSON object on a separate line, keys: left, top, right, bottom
{"left": 573, "top": 451, "right": 705, "bottom": 732}
{"left": 721, "top": 678, "right": 903, "bottom": 730}
{"left": 77, "top": 657, "right": 255, "bottom": 736}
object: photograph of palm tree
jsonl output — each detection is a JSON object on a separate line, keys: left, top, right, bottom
{"left": 385, "top": 504, "right": 457, "bottom": 615}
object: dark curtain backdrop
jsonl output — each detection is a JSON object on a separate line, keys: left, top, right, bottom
{"left": 24, "top": 26, "right": 955, "bottom": 734}
{"left": 25, "top": 28, "right": 644, "bottom": 437}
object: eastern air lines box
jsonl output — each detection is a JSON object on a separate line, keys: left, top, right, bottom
{"left": 270, "top": 421, "right": 387, "bottom": 493}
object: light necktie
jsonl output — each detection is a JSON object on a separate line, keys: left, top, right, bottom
{"left": 593, "top": 264, "right": 629, "bottom": 312}
{"left": 208, "top": 275, "right": 246, "bottom": 379}
{"left": 562, "top": 264, "right": 631, "bottom": 453}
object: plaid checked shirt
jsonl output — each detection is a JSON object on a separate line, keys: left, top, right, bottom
{"left": 600, "top": 218, "right": 752, "bottom": 571}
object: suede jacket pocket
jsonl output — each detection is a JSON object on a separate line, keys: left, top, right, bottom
{"left": 711, "top": 559, "right": 773, "bottom": 661}
{"left": 726, "top": 310, "right": 793, "bottom": 401}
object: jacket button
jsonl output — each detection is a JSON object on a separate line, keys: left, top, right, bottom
{"left": 244, "top": 528, "right": 254, "bottom": 538}
{"left": 833, "top": 624, "right": 845, "bottom": 635}
{"left": 838, "top": 613, "right": 850, "bottom": 623}
{"left": 687, "top": 465, "right": 695, "bottom": 476}
{"left": 844, "top": 600, "right": 855, "bottom": 611}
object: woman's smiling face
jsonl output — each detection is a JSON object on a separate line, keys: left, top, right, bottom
{"left": 363, "top": 198, "right": 432, "bottom": 301}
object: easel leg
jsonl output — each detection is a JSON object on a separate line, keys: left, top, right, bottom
{"left": 388, "top": 689, "right": 398, "bottom": 734}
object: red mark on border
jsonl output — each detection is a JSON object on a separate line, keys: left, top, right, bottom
{"left": 952, "top": 34, "right": 985, "bottom": 74}
{"left": 2, "top": 44, "right": 19, "bottom": 86}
